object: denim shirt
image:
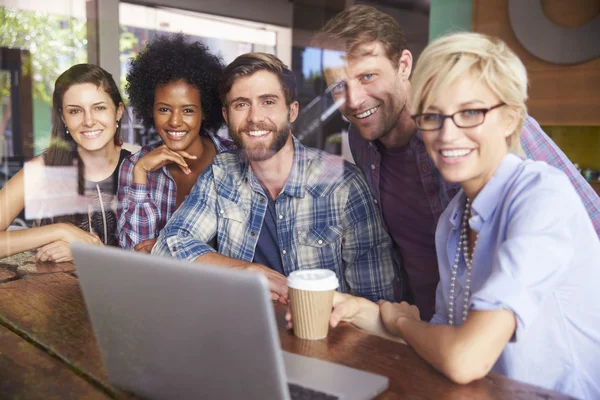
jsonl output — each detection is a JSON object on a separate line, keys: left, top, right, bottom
{"left": 433, "top": 154, "right": 600, "bottom": 399}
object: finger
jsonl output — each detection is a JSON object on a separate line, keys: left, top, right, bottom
{"left": 265, "top": 272, "right": 289, "bottom": 300}
{"left": 332, "top": 291, "right": 349, "bottom": 307}
{"left": 36, "top": 241, "right": 65, "bottom": 261}
{"left": 134, "top": 240, "right": 155, "bottom": 252}
{"left": 49, "top": 249, "right": 71, "bottom": 263}
{"left": 46, "top": 245, "right": 70, "bottom": 261}
{"left": 161, "top": 151, "right": 191, "bottom": 173}
{"left": 36, "top": 250, "right": 50, "bottom": 262}
{"left": 330, "top": 302, "right": 350, "bottom": 328}
{"left": 136, "top": 238, "right": 157, "bottom": 248}
{"left": 175, "top": 150, "right": 198, "bottom": 160}
{"left": 36, "top": 240, "right": 63, "bottom": 258}
{"left": 150, "top": 152, "right": 191, "bottom": 173}
{"left": 52, "top": 253, "right": 73, "bottom": 263}
{"left": 135, "top": 245, "right": 152, "bottom": 253}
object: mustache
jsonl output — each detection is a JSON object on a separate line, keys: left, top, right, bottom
{"left": 238, "top": 122, "right": 276, "bottom": 132}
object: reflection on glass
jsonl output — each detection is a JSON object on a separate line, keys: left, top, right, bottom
{"left": 0, "top": 2, "right": 87, "bottom": 155}
{"left": 0, "top": 71, "right": 12, "bottom": 160}
{"left": 118, "top": 2, "right": 279, "bottom": 145}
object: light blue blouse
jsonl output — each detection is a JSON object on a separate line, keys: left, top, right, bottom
{"left": 431, "top": 154, "right": 600, "bottom": 399}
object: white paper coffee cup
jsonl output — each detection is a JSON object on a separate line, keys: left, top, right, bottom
{"left": 287, "top": 269, "right": 339, "bottom": 340}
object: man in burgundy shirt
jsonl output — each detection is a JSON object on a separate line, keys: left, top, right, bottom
{"left": 318, "top": 5, "right": 600, "bottom": 320}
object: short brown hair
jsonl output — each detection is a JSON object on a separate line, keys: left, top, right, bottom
{"left": 317, "top": 5, "right": 408, "bottom": 67}
{"left": 219, "top": 52, "right": 297, "bottom": 106}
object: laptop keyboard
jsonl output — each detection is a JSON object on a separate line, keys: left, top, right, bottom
{"left": 288, "top": 383, "right": 339, "bottom": 400}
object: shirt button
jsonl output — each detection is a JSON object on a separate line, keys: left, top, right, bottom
{"left": 282, "top": 250, "right": 287, "bottom": 255}
{"left": 251, "top": 231, "right": 256, "bottom": 236}
{"left": 373, "top": 199, "right": 378, "bottom": 204}
{"left": 172, "top": 246, "right": 177, "bottom": 252}
{"left": 278, "top": 215, "right": 283, "bottom": 220}
{"left": 220, "top": 210, "right": 224, "bottom": 214}
{"left": 370, "top": 164, "right": 376, "bottom": 170}
{"left": 317, "top": 239, "right": 323, "bottom": 245}
{"left": 260, "top": 198, "right": 265, "bottom": 203}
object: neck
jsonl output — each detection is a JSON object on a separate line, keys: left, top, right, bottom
{"left": 78, "top": 142, "right": 121, "bottom": 181}
{"left": 185, "top": 134, "right": 210, "bottom": 168}
{"left": 249, "top": 135, "right": 294, "bottom": 200}
{"left": 460, "top": 151, "right": 508, "bottom": 201}
{"left": 378, "top": 101, "right": 417, "bottom": 149}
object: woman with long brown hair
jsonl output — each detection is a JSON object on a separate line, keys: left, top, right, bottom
{"left": 0, "top": 64, "right": 130, "bottom": 261}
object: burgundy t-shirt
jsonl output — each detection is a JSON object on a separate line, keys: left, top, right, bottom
{"left": 378, "top": 142, "right": 439, "bottom": 321}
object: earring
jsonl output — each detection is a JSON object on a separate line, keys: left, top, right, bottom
{"left": 116, "top": 120, "right": 120, "bottom": 128}
{"left": 65, "top": 125, "right": 70, "bottom": 135}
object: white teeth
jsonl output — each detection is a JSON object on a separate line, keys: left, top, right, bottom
{"left": 441, "top": 149, "right": 472, "bottom": 158}
{"left": 246, "top": 130, "right": 269, "bottom": 137}
{"left": 167, "top": 131, "right": 187, "bottom": 137}
{"left": 355, "top": 106, "right": 379, "bottom": 119}
{"left": 81, "top": 130, "right": 102, "bottom": 137}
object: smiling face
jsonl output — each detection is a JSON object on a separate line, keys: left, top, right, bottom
{"left": 153, "top": 80, "right": 203, "bottom": 152}
{"left": 326, "top": 41, "right": 410, "bottom": 143}
{"left": 421, "top": 71, "right": 516, "bottom": 197}
{"left": 61, "top": 83, "right": 123, "bottom": 152}
{"left": 223, "top": 70, "right": 298, "bottom": 162}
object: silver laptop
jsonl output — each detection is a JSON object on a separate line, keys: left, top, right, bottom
{"left": 72, "top": 244, "right": 389, "bottom": 400}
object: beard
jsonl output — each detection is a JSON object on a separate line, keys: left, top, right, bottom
{"left": 228, "top": 116, "right": 292, "bottom": 162}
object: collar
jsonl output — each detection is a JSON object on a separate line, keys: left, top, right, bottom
{"left": 449, "top": 153, "right": 524, "bottom": 228}
{"left": 240, "top": 136, "right": 308, "bottom": 199}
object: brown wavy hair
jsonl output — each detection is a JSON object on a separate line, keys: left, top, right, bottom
{"left": 45, "top": 64, "right": 124, "bottom": 193}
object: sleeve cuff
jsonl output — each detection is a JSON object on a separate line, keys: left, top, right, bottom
{"left": 127, "top": 183, "right": 151, "bottom": 203}
{"left": 164, "top": 233, "right": 216, "bottom": 262}
{"left": 470, "top": 270, "right": 537, "bottom": 342}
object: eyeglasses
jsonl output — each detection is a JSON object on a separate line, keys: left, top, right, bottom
{"left": 412, "top": 103, "right": 506, "bottom": 131}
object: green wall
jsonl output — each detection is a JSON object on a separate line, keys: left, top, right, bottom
{"left": 429, "top": 0, "right": 473, "bottom": 41}
{"left": 33, "top": 98, "right": 52, "bottom": 155}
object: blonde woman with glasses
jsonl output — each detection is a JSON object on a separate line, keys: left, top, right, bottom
{"left": 297, "top": 32, "right": 600, "bottom": 398}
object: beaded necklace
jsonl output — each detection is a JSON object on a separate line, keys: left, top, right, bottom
{"left": 448, "top": 198, "right": 478, "bottom": 325}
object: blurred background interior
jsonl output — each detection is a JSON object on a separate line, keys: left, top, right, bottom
{"left": 1, "top": 0, "right": 599, "bottom": 215}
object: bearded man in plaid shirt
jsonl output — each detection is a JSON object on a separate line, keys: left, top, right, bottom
{"left": 153, "top": 52, "right": 398, "bottom": 304}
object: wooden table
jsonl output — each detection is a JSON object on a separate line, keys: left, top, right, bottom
{"left": 0, "top": 252, "right": 573, "bottom": 399}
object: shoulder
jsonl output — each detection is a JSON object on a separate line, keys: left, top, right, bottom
{"left": 124, "top": 141, "right": 162, "bottom": 164}
{"left": 208, "top": 132, "right": 236, "bottom": 153}
{"left": 509, "top": 159, "right": 573, "bottom": 196}
{"left": 503, "top": 159, "right": 581, "bottom": 218}
{"left": 519, "top": 115, "right": 553, "bottom": 154}
{"left": 211, "top": 151, "right": 243, "bottom": 176}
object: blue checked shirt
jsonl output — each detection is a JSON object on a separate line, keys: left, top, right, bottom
{"left": 152, "top": 137, "right": 398, "bottom": 302}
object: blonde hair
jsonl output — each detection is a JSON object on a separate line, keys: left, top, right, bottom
{"left": 411, "top": 32, "right": 528, "bottom": 154}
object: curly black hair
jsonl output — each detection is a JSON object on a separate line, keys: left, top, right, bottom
{"left": 126, "top": 33, "right": 225, "bottom": 133}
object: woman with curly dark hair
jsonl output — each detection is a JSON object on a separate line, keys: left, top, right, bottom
{"left": 117, "top": 34, "right": 235, "bottom": 252}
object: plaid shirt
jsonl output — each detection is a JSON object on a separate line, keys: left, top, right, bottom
{"left": 152, "top": 137, "right": 397, "bottom": 302}
{"left": 117, "top": 133, "right": 236, "bottom": 249}
{"left": 349, "top": 115, "right": 600, "bottom": 236}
